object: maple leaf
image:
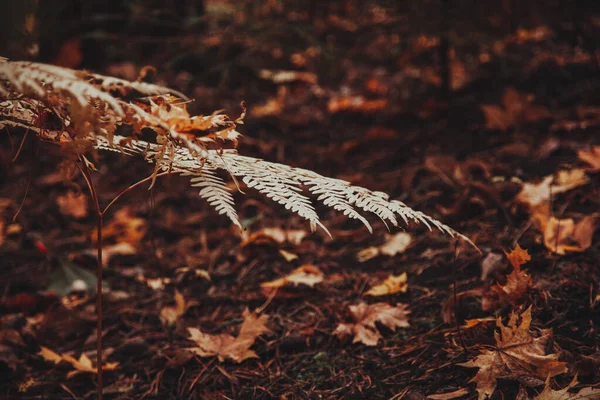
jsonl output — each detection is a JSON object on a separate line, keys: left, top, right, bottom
{"left": 186, "top": 309, "right": 270, "bottom": 363}
{"left": 482, "top": 245, "right": 532, "bottom": 311}
{"left": 540, "top": 215, "right": 596, "bottom": 255}
{"left": 333, "top": 302, "right": 410, "bottom": 346}
{"left": 533, "top": 375, "right": 600, "bottom": 400}
{"left": 504, "top": 244, "right": 531, "bottom": 269}
{"left": 38, "top": 346, "right": 119, "bottom": 379}
{"left": 481, "top": 87, "right": 550, "bottom": 130}
{"left": 357, "top": 232, "right": 412, "bottom": 262}
{"left": 365, "top": 272, "right": 408, "bottom": 296}
{"left": 459, "top": 306, "right": 567, "bottom": 400}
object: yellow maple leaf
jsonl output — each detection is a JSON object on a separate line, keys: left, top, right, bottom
{"left": 38, "top": 346, "right": 119, "bottom": 379}
{"left": 365, "top": 272, "right": 408, "bottom": 296}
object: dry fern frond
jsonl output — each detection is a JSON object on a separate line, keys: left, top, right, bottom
{"left": 0, "top": 59, "right": 477, "bottom": 249}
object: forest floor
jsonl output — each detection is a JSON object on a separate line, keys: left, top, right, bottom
{"left": 1, "top": 2, "right": 600, "bottom": 399}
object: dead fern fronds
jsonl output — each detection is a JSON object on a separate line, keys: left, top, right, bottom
{"left": 0, "top": 59, "right": 476, "bottom": 248}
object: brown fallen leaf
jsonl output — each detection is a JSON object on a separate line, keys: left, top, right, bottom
{"left": 258, "top": 69, "right": 318, "bottom": 85}
{"left": 540, "top": 215, "right": 596, "bottom": 255}
{"left": 160, "top": 290, "right": 188, "bottom": 327}
{"left": 482, "top": 245, "right": 532, "bottom": 311}
{"left": 357, "top": 232, "right": 412, "bottom": 262}
{"left": 186, "top": 309, "right": 270, "bottom": 363}
{"left": 251, "top": 86, "right": 286, "bottom": 118}
{"left": 327, "top": 95, "right": 388, "bottom": 114}
{"left": 261, "top": 265, "right": 324, "bottom": 290}
{"left": 175, "top": 267, "right": 211, "bottom": 281}
{"left": 505, "top": 244, "right": 531, "bottom": 269}
{"left": 38, "top": 346, "right": 62, "bottom": 364}
{"left": 427, "top": 388, "right": 469, "bottom": 399}
{"left": 365, "top": 272, "right": 408, "bottom": 296}
{"left": 480, "top": 252, "right": 504, "bottom": 281}
{"left": 534, "top": 375, "right": 600, "bottom": 399}
{"left": 578, "top": 146, "right": 600, "bottom": 172}
{"left": 241, "top": 227, "right": 307, "bottom": 247}
{"left": 517, "top": 170, "right": 589, "bottom": 213}
{"left": 481, "top": 105, "right": 510, "bottom": 130}
{"left": 333, "top": 302, "right": 410, "bottom": 346}
{"left": 83, "top": 242, "right": 136, "bottom": 264}
{"left": 278, "top": 249, "right": 298, "bottom": 262}
{"left": 56, "top": 191, "right": 88, "bottom": 218}
{"left": 481, "top": 87, "right": 550, "bottom": 130}
{"left": 138, "top": 276, "right": 172, "bottom": 291}
{"left": 459, "top": 306, "right": 567, "bottom": 400}
{"left": 93, "top": 207, "right": 146, "bottom": 246}
{"left": 38, "top": 346, "right": 119, "bottom": 379}
{"left": 462, "top": 318, "right": 496, "bottom": 329}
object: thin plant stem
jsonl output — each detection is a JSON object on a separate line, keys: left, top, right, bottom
{"left": 95, "top": 211, "right": 103, "bottom": 399}
{"left": 102, "top": 171, "right": 169, "bottom": 215}
{"left": 76, "top": 159, "right": 103, "bottom": 400}
{"left": 452, "top": 239, "right": 468, "bottom": 353}
{"left": 76, "top": 159, "right": 171, "bottom": 400}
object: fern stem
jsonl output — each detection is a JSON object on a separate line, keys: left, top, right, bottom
{"left": 102, "top": 171, "right": 169, "bottom": 215}
{"left": 77, "top": 162, "right": 171, "bottom": 400}
{"left": 96, "top": 212, "right": 104, "bottom": 400}
{"left": 77, "top": 159, "right": 103, "bottom": 400}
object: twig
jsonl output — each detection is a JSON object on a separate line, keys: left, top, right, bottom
{"left": 76, "top": 159, "right": 171, "bottom": 400}
{"left": 76, "top": 158, "right": 104, "bottom": 400}
{"left": 452, "top": 238, "right": 468, "bottom": 353}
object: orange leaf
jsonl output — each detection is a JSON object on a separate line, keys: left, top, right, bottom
{"left": 481, "top": 105, "right": 509, "bottom": 130}
{"left": 578, "top": 146, "right": 600, "bottom": 172}
{"left": 327, "top": 95, "right": 388, "bottom": 114}
{"left": 357, "top": 232, "right": 412, "bottom": 262}
{"left": 186, "top": 309, "right": 270, "bottom": 363}
{"left": 459, "top": 307, "right": 567, "bottom": 400}
{"left": 541, "top": 215, "right": 596, "bottom": 255}
{"left": 56, "top": 191, "right": 88, "bottom": 219}
{"left": 504, "top": 244, "right": 531, "bottom": 269}
{"left": 39, "top": 347, "right": 119, "bottom": 379}
{"left": 333, "top": 302, "right": 410, "bottom": 346}
{"left": 365, "top": 272, "right": 408, "bottom": 297}
{"left": 261, "top": 265, "right": 324, "bottom": 290}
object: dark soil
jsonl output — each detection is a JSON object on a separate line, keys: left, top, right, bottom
{"left": 1, "top": 1, "right": 600, "bottom": 399}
